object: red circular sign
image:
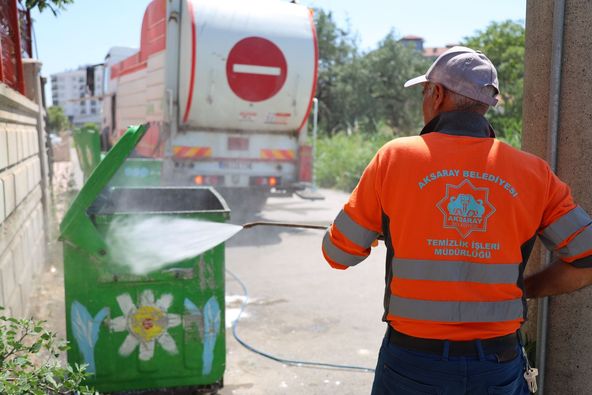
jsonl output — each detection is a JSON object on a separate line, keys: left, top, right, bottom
{"left": 226, "top": 37, "right": 287, "bottom": 102}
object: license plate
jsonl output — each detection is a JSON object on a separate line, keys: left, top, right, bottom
{"left": 219, "top": 161, "right": 252, "bottom": 170}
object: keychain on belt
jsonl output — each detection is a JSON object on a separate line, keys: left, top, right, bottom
{"left": 522, "top": 346, "right": 538, "bottom": 393}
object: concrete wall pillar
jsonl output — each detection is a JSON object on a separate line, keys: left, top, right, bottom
{"left": 22, "top": 59, "right": 51, "bottom": 240}
{"left": 522, "top": 0, "right": 592, "bottom": 393}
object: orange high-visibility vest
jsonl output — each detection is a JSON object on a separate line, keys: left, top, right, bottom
{"left": 322, "top": 112, "right": 592, "bottom": 341}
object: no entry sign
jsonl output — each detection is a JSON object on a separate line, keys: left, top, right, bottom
{"left": 226, "top": 37, "right": 288, "bottom": 102}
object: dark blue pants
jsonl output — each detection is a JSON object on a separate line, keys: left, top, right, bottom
{"left": 371, "top": 334, "right": 530, "bottom": 394}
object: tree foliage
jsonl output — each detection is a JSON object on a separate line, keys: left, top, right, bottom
{"left": 0, "top": 312, "right": 95, "bottom": 394}
{"left": 313, "top": 9, "right": 358, "bottom": 134}
{"left": 47, "top": 106, "right": 70, "bottom": 133}
{"left": 81, "top": 122, "right": 99, "bottom": 131}
{"left": 312, "top": 12, "right": 526, "bottom": 190}
{"left": 364, "top": 32, "right": 428, "bottom": 133}
{"left": 315, "top": 126, "right": 393, "bottom": 191}
{"left": 313, "top": 9, "right": 428, "bottom": 136}
{"left": 312, "top": 14, "right": 524, "bottom": 145}
{"left": 463, "top": 20, "right": 525, "bottom": 146}
{"left": 23, "top": 0, "right": 74, "bottom": 15}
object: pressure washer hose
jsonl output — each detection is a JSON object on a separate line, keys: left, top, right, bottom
{"left": 227, "top": 269, "right": 376, "bottom": 373}
{"left": 242, "top": 221, "right": 384, "bottom": 240}
{"left": 229, "top": 220, "right": 381, "bottom": 373}
{"left": 242, "top": 221, "right": 328, "bottom": 231}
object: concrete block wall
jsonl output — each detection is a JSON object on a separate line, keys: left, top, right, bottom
{"left": 0, "top": 83, "right": 47, "bottom": 318}
{"left": 523, "top": 0, "right": 592, "bottom": 392}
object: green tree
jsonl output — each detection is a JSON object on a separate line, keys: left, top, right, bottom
{"left": 81, "top": 122, "right": 99, "bottom": 131}
{"left": 462, "top": 20, "right": 525, "bottom": 146}
{"left": 313, "top": 12, "right": 428, "bottom": 135}
{"left": 321, "top": 54, "right": 375, "bottom": 133}
{"left": 24, "top": 0, "right": 74, "bottom": 15}
{"left": 47, "top": 105, "right": 70, "bottom": 133}
{"left": 365, "top": 32, "right": 429, "bottom": 133}
{"left": 313, "top": 8, "right": 359, "bottom": 134}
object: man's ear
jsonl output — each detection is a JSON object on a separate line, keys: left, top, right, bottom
{"left": 432, "top": 83, "right": 446, "bottom": 110}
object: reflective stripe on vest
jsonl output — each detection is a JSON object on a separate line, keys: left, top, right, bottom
{"left": 392, "top": 258, "right": 519, "bottom": 284}
{"left": 557, "top": 225, "right": 592, "bottom": 259}
{"left": 540, "top": 206, "right": 592, "bottom": 249}
{"left": 333, "top": 209, "right": 379, "bottom": 248}
{"left": 388, "top": 295, "right": 524, "bottom": 323}
{"left": 322, "top": 231, "right": 366, "bottom": 267}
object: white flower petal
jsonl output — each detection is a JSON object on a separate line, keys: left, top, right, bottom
{"left": 167, "top": 314, "right": 181, "bottom": 328}
{"left": 156, "top": 293, "right": 173, "bottom": 311}
{"left": 139, "top": 340, "right": 155, "bottom": 361}
{"left": 119, "top": 334, "right": 139, "bottom": 357}
{"left": 110, "top": 316, "right": 127, "bottom": 332}
{"left": 140, "top": 290, "right": 155, "bottom": 306}
{"left": 117, "top": 293, "right": 136, "bottom": 315}
{"left": 157, "top": 332, "right": 178, "bottom": 355}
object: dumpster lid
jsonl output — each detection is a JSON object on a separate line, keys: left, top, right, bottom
{"left": 60, "top": 124, "right": 148, "bottom": 239}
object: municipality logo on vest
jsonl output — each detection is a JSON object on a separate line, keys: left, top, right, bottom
{"left": 436, "top": 179, "right": 496, "bottom": 238}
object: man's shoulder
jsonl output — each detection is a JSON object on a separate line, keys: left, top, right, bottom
{"left": 380, "top": 135, "right": 425, "bottom": 152}
{"left": 494, "top": 139, "right": 549, "bottom": 167}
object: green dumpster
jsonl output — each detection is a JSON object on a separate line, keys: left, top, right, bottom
{"left": 72, "top": 124, "right": 163, "bottom": 186}
{"left": 60, "top": 125, "right": 229, "bottom": 394}
{"left": 72, "top": 125, "right": 101, "bottom": 181}
{"left": 110, "top": 158, "right": 163, "bottom": 187}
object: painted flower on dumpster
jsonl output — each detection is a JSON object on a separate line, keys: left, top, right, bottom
{"left": 110, "top": 290, "right": 181, "bottom": 361}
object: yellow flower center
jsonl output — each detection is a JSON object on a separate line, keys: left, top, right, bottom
{"left": 129, "top": 305, "right": 166, "bottom": 342}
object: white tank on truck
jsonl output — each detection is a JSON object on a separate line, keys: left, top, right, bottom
{"left": 178, "top": 0, "right": 316, "bottom": 132}
{"left": 102, "top": 0, "right": 318, "bottom": 210}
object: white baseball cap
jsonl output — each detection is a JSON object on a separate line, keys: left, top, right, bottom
{"left": 404, "top": 46, "right": 499, "bottom": 106}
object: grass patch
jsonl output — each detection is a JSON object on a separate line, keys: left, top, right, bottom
{"left": 315, "top": 129, "right": 395, "bottom": 192}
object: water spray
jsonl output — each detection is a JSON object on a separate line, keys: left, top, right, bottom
{"left": 101, "top": 216, "right": 382, "bottom": 372}
{"left": 106, "top": 217, "right": 384, "bottom": 275}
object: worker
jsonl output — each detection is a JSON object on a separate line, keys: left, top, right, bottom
{"left": 321, "top": 46, "right": 592, "bottom": 394}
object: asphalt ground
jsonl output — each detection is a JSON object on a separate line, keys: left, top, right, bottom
{"left": 220, "top": 189, "right": 386, "bottom": 394}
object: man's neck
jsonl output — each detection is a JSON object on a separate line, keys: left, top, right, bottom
{"left": 420, "top": 111, "right": 495, "bottom": 138}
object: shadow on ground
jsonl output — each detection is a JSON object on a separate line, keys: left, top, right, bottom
{"left": 226, "top": 209, "right": 309, "bottom": 248}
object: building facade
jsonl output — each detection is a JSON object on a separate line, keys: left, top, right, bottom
{"left": 50, "top": 65, "right": 104, "bottom": 126}
{"left": 399, "top": 35, "right": 456, "bottom": 60}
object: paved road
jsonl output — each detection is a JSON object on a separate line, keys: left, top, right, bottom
{"left": 221, "top": 190, "right": 386, "bottom": 395}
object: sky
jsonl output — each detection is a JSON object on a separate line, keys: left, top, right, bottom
{"left": 31, "top": 0, "right": 526, "bottom": 101}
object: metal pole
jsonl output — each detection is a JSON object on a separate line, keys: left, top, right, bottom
{"left": 536, "top": 0, "right": 565, "bottom": 393}
{"left": 312, "top": 98, "right": 318, "bottom": 190}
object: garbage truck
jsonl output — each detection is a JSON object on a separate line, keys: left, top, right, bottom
{"left": 101, "top": 0, "right": 319, "bottom": 209}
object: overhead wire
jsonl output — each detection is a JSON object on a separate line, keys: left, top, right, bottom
{"left": 225, "top": 269, "right": 375, "bottom": 373}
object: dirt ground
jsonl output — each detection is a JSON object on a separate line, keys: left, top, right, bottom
{"left": 28, "top": 160, "right": 80, "bottom": 362}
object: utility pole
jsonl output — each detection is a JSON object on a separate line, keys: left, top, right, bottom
{"left": 522, "top": 0, "right": 592, "bottom": 393}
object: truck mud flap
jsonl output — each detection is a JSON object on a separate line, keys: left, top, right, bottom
{"left": 295, "top": 188, "right": 325, "bottom": 201}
